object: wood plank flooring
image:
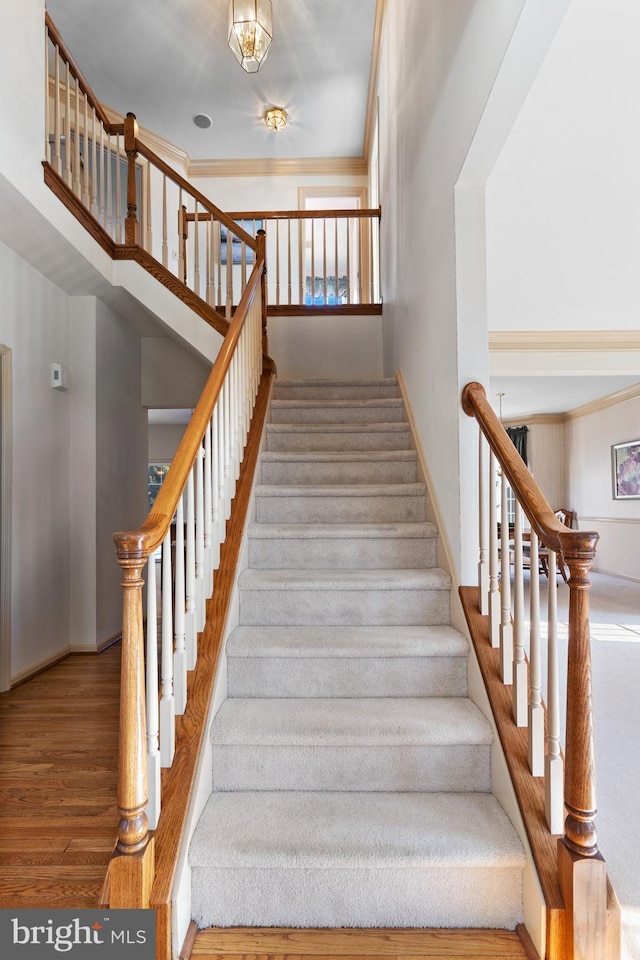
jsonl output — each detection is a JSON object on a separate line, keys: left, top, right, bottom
{"left": 189, "top": 927, "right": 532, "bottom": 960}
{"left": 0, "top": 643, "right": 121, "bottom": 907}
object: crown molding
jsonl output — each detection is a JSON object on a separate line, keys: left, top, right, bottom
{"left": 502, "top": 413, "right": 566, "bottom": 426}
{"left": 489, "top": 330, "right": 640, "bottom": 352}
{"left": 363, "top": 0, "right": 388, "bottom": 165}
{"left": 564, "top": 382, "right": 640, "bottom": 421}
{"left": 188, "top": 156, "right": 368, "bottom": 178}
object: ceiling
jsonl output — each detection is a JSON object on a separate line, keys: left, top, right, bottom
{"left": 46, "top": 0, "right": 377, "bottom": 161}
{"left": 490, "top": 375, "right": 640, "bottom": 421}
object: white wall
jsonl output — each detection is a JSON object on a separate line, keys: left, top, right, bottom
{"left": 149, "top": 424, "right": 187, "bottom": 462}
{"left": 96, "top": 300, "right": 148, "bottom": 644}
{"left": 486, "top": 0, "right": 640, "bottom": 333}
{"left": 0, "top": 240, "right": 72, "bottom": 679}
{"left": 378, "top": 0, "right": 527, "bottom": 581}
{"left": 567, "top": 396, "right": 640, "bottom": 581}
{"left": 142, "top": 337, "right": 210, "bottom": 409}
{"left": 268, "top": 315, "right": 383, "bottom": 380}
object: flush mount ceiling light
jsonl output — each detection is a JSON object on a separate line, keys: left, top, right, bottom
{"left": 228, "top": 0, "right": 273, "bottom": 74}
{"left": 264, "top": 107, "right": 287, "bottom": 132}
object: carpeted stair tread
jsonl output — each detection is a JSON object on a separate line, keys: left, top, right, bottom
{"left": 226, "top": 624, "right": 468, "bottom": 658}
{"left": 270, "top": 398, "right": 405, "bottom": 423}
{"left": 261, "top": 450, "right": 417, "bottom": 462}
{"left": 190, "top": 791, "right": 525, "bottom": 869}
{"left": 238, "top": 567, "right": 451, "bottom": 591}
{"left": 248, "top": 521, "right": 438, "bottom": 539}
{"left": 211, "top": 697, "right": 492, "bottom": 746}
{"left": 267, "top": 421, "right": 410, "bottom": 435}
{"left": 273, "top": 378, "right": 399, "bottom": 400}
{"left": 255, "top": 482, "right": 426, "bottom": 498}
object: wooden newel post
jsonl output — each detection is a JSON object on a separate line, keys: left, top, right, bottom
{"left": 557, "top": 530, "right": 609, "bottom": 960}
{"left": 179, "top": 205, "right": 188, "bottom": 284}
{"left": 108, "top": 533, "right": 155, "bottom": 909}
{"left": 256, "top": 228, "right": 268, "bottom": 354}
{"left": 124, "top": 112, "right": 139, "bottom": 245}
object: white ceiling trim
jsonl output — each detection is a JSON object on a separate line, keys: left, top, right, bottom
{"left": 489, "top": 330, "right": 640, "bottom": 352}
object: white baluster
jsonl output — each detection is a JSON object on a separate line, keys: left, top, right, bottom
{"left": 64, "top": 62, "right": 72, "bottom": 187}
{"left": 488, "top": 453, "right": 500, "bottom": 647}
{"left": 528, "top": 533, "right": 544, "bottom": 776}
{"left": 226, "top": 236, "right": 233, "bottom": 321}
{"left": 145, "top": 161, "right": 153, "bottom": 252}
{"left": 145, "top": 547, "right": 161, "bottom": 829}
{"left": 53, "top": 48, "right": 62, "bottom": 176}
{"left": 204, "top": 419, "right": 213, "bottom": 581}
{"left": 194, "top": 202, "right": 200, "bottom": 297}
{"left": 185, "top": 471, "right": 197, "bottom": 670}
{"left": 499, "top": 471, "right": 513, "bottom": 683}
{"left": 174, "top": 498, "right": 187, "bottom": 715}
{"left": 478, "top": 433, "right": 488, "bottom": 614}
{"left": 211, "top": 403, "right": 221, "bottom": 567}
{"left": 106, "top": 132, "right": 113, "bottom": 238}
{"left": 512, "top": 501, "right": 527, "bottom": 725}
{"left": 82, "top": 91, "right": 89, "bottom": 208}
{"left": 224, "top": 376, "right": 233, "bottom": 518}
{"left": 98, "top": 121, "right": 105, "bottom": 226}
{"left": 195, "top": 445, "right": 206, "bottom": 632}
{"left": 178, "top": 188, "right": 184, "bottom": 282}
{"left": 545, "top": 549, "right": 564, "bottom": 832}
{"left": 115, "top": 132, "right": 122, "bottom": 242}
{"left": 160, "top": 532, "right": 175, "bottom": 767}
{"left": 73, "top": 77, "right": 81, "bottom": 199}
{"left": 44, "top": 32, "right": 51, "bottom": 161}
{"left": 323, "top": 218, "right": 328, "bottom": 303}
{"left": 91, "top": 107, "right": 98, "bottom": 217}
{"left": 162, "top": 175, "right": 168, "bottom": 268}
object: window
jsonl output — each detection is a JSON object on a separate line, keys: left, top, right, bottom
{"left": 148, "top": 463, "right": 171, "bottom": 512}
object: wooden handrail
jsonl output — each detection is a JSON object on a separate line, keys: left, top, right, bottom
{"left": 114, "top": 261, "right": 264, "bottom": 565}
{"left": 45, "top": 12, "right": 113, "bottom": 128}
{"left": 462, "top": 382, "right": 598, "bottom": 561}
{"left": 462, "top": 380, "right": 610, "bottom": 960}
{"left": 222, "top": 208, "right": 381, "bottom": 221}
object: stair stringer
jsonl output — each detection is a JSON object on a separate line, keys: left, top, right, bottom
{"left": 396, "top": 370, "right": 547, "bottom": 959}
{"left": 168, "top": 373, "right": 277, "bottom": 960}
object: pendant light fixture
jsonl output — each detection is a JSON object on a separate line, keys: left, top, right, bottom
{"left": 264, "top": 107, "right": 287, "bottom": 132}
{"left": 228, "top": 0, "right": 273, "bottom": 74}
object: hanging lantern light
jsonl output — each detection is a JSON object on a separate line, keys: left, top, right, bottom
{"left": 228, "top": 0, "right": 273, "bottom": 74}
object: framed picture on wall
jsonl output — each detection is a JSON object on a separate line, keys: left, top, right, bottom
{"left": 612, "top": 439, "right": 640, "bottom": 499}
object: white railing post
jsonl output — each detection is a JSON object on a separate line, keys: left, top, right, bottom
{"left": 499, "top": 471, "right": 513, "bottom": 684}
{"left": 478, "top": 433, "right": 488, "bottom": 614}
{"left": 512, "top": 501, "right": 527, "bottom": 725}
{"left": 528, "top": 533, "right": 544, "bottom": 776}
{"left": 195, "top": 444, "right": 206, "bottom": 633}
{"left": 545, "top": 549, "right": 564, "bottom": 832}
{"left": 204, "top": 420, "right": 213, "bottom": 583}
{"left": 160, "top": 531, "right": 175, "bottom": 767}
{"left": 185, "top": 473, "right": 197, "bottom": 670}
{"left": 173, "top": 498, "right": 187, "bottom": 715}
{"left": 488, "top": 451, "right": 500, "bottom": 647}
{"left": 145, "top": 548, "right": 161, "bottom": 830}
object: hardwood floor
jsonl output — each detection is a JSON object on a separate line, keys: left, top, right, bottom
{"left": 188, "top": 926, "right": 533, "bottom": 960}
{"left": 0, "top": 643, "right": 121, "bottom": 907}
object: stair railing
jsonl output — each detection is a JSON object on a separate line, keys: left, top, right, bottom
{"left": 462, "top": 382, "right": 609, "bottom": 960}
{"left": 182, "top": 207, "right": 382, "bottom": 309}
{"left": 44, "top": 13, "right": 257, "bottom": 329}
{"left": 109, "top": 246, "right": 265, "bottom": 909}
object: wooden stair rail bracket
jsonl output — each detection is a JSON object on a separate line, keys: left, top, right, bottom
{"left": 462, "top": 381, "right": 608, "bottom": 960}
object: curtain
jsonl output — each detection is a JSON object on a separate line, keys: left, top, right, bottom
{"left": 506, "top": 425, "right": 528, "bottom": 466}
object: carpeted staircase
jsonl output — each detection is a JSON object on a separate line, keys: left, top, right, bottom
{"left": 189, "top": 378, "right": 524, "bottom": 929}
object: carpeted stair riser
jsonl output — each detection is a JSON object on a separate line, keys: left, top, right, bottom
{"left": 210, "top": 697, "right": 492, "bottom": 793}
{"left": 247, "top": 522, "right": 437, "bottom": 569}
{"left": 273, "top": 378, "right": 400, "bottom": 401}
{"left": 266, "top": 422, "right": 411, "bottom": 452}
{"left": 260, "top": 450, "right": 418, "bottom": 485}
{"left": 190, "top": 792, "right": 525, "bottom": 929}
{"left": 226, "top": 625, "right": 469, "bottom": 698}
{"left": 255, "top": 483, "right": 427, "bottom": 524}
{"left": 270, "top": 398, "right": 405, "bottom": 423}
{"left": 238, "top": 569, "right": 452, "bottom": 627}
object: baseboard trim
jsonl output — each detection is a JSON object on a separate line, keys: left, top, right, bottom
{"left": 10, "top": 646, "right": 70, "bottom": 687}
